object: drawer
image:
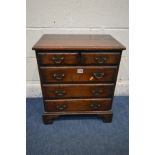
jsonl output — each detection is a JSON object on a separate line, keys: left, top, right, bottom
{"left": 40, "top": 66, "right": 118, "bottom": 83}
{"left": 37, "top": 52, "right": 121, "bottom": 65}
{"left": 44, "top": 98, "right": 112, "bottom": 112}
{"left": 82, "top": 52, "right": 121, "bottom": 65}
{"left": 42, "top": 83, "right": 114, "bottom": 99}
{"left": 37, "top": 53, "right": 79, "bottom": 65}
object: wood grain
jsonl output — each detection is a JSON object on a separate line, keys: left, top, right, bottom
{"left": 42, "top": 83, "right": 114, "bottom": 99}
{"left": 44, "top": 98, "right": 112, "bottom": 112}
{"left": 39, "top": 66, "right": 118, "bottom": 83}
{"left": 37, "top": 52, "right": 79, "bottom": 65}
{"left": 37, "top": 51, "right": 121, "bottom": 65}
{"left": 32, "top": 34, "right": 126, "bottom": 50}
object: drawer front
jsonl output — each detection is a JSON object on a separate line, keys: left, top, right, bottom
{"left": 37, "top": 52, "right": 121, "bottom": 65}
{"left": 44, "top": 98, "right": 112, "bottom": 112}
{"left": 37, "top": 53, "right": 79, "bottom": 65}
{"left": 40, "top": 66, "right": 118, "bottom": 83}
{"left": 82, "top": 52, "right": 121, "bottom": 65}
{"left": 42, "top": 84, "right": 114, "bottom": 99}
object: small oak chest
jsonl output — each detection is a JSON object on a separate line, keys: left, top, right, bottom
{"left": 32, "top": 34, "right": 126, "bottom": 124}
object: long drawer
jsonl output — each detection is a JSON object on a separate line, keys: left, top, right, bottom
{"left": 39, "top": 66, "right": 118, "bottom": 83}
{"left": 42, "top": 83, "right": 115, "bottom": 99}
{"left": 44, "top": 98, "right": 112, "bottom": 112}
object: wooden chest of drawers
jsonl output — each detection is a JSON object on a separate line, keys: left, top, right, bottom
{"left": 32, "top": 34, "right": 126, "bottom": 124}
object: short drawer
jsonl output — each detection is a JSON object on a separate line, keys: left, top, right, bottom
{"left": 82, "top": 52, "right": 121, "bottom": 65}
{"left": 42, "top": 83, "right": 115, "bottom": 99}
{"left": 44, "top": 98, "right": 112, "bottom": 112}
{"left": 37, "top": 53, "right": 79, "bottom": 65}
{"left": 39, "top": 66, "right": 118, "bottom": 83}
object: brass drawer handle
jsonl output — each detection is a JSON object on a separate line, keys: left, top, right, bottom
{"left": 52, "top": 56, "right": 64, "bottom": 64}
{"left": 53, "top": 73, "right": 65, "bottom": 80}
{"left": 54, "top": 90, "right": 66, "bottom": 97}
{"left": 93, "top": 72, "right": 104, "bottom": 79}
{"left": 90, "top": 103, "right": 101, "bottom": 110}
{"left": 56, "top": 104, "right": 67, "bottom": 111}
{"left": 95, "top": 56, "right": 107, "bottom": 64}
{"left": 92, "top": 89, "right": 103, "bottom": 96}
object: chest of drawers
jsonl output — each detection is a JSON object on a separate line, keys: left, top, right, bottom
{"left": 32, "top": 34, "right": 126, "bottom": 124}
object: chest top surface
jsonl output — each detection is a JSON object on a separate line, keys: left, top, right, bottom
{"left": 32, "top": 34, "right": 126, "bottom": 51}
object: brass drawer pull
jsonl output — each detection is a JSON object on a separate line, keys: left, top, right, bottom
{"left": 56, "top": 104, "right": 67, "bottom": 111}
{"left": 52, "top": 55, "right": 64, "bottom": 64}
{"left": 54, "top": 90, "right": 66, "bottom": 97}
{"left": 92, "top": 89, "right": 103, "bottom": 96}
{"left": 95, "top": 56, "right": 107, "bottom": 64}
{"left": 53, "top": 73, "right": 65, "bottom": 80}
{"left": 90, "top": 103, "right": 101, "bottom": 110}
{"left": 93, "top": 72, "right": 104, "bottom": 79}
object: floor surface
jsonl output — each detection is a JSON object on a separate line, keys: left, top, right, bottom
{"left": 26, "top": 96, "right": 129, "bottom": 155}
